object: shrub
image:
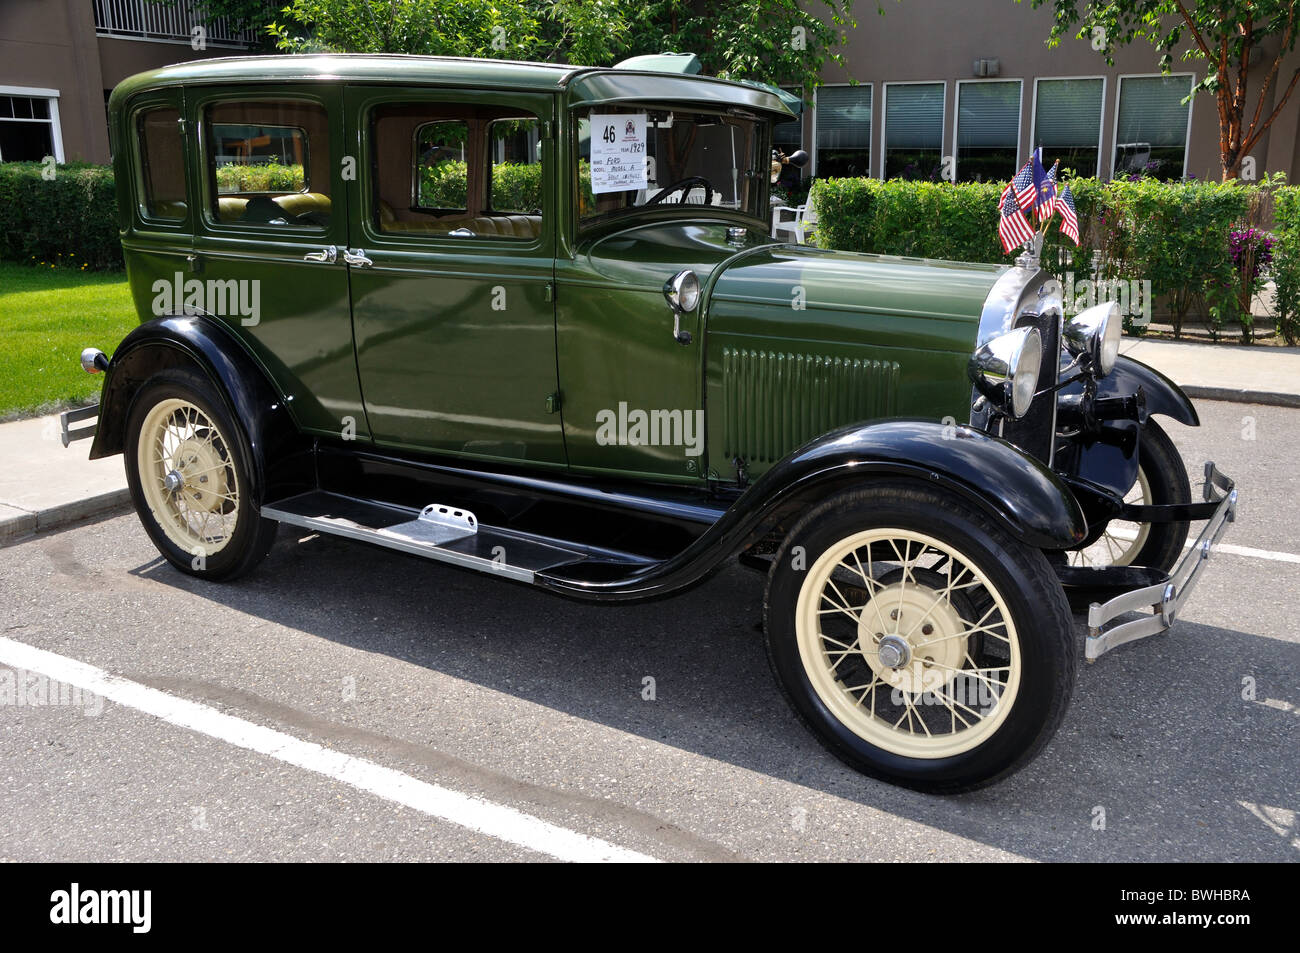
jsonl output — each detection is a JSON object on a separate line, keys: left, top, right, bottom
{"left": 1272, "top": 185, "right": 1300, "bottom": 346}
{"left": 214, "top": 162, "right": 305, "bottom": 193}
{"left": 0, "top": 162, "right": 121, "bottom": 270}
{"left": 417, "top": 160, "right": 543, "bottom": 212}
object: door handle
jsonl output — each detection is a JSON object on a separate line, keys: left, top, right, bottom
{"left": 447, "top": 228, "right": 476, "bottom": 238}
{"left": 342, "top": 248, "right": 373, "bottom": 267}
{"left": 303, "top": 246, "right": 337, "bottom": 264}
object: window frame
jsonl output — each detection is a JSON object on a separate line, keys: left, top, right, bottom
{"left": 209, "top": 120, "right": 312, "bottom": 196}
{"left": 132, "top": 101, "right": 190, "bottom": 228}
{"left": 1030, "top": 75, "right": 1107, "bottom": 179}
{"left": 410, "top": 118, "right": 472, "bottom": 214}
{"left": 952, "top": 78, "right": 1024, "bottom": 183}
{"left": 195, "top": 91, "right": 335, "bottom": 237}
{"left": 881, "top": 80, "right": 946, "bottom": 181}
{"left": 1111, "top": 72, "right": 1195, "bottom": 181}
{"left": 811, "top": 82, "right": 873, "bottom": 180}
{"left": 0, "top": 84, "right": 64, "bottom": 163}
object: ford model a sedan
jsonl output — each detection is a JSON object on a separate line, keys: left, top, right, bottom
{"left": 69, "top": 54, "right": 1237, "bottom": 792}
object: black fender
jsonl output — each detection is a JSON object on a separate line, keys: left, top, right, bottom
{"left": 90, "top": 316, "right": 312, "bottom": 503}
{"left": 540, "top": 420, "right": 1088, "bottom": 601}
{"left": 1078, "top": 354, "right": 1200, "bottom": 426}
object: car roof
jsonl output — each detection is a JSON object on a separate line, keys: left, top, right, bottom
{"left": 108, "top": 54, "right": 795, "bottom": 119}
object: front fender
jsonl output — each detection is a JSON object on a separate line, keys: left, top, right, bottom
{"left": 1076, "top": 354, "right": 1200, "bottom": 427}
{"left": 90, "top": 316, "right": 311, "bottom": 503}
{"left": 540, "top": 420, "right": 1087, "bottom": 600}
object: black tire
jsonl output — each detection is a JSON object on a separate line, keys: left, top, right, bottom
{"left": 1125, "top": 419, "right": 1191, "bottom": 571}
{"left": 124, "top": 368, "right": 277, "bottom": 581}
{"left": 763, "top": 484, "right": 1075, "bottom": 794}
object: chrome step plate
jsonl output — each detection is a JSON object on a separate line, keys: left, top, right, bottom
{"left": 378, "top": 503, "right": 478, "bottom": 546}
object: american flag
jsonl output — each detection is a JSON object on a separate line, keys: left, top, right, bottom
{"left": 1011, "top": 159, "right": 1036, "bottom": 210}
{"left": 1034, "top": 156, "right": 1059, "bottom": 222}
{"left": 998, "top": 184, "right": 1036, "bottom": 254}
{"left": 1057, "top": 183, "right": 1080, "bottom": 245}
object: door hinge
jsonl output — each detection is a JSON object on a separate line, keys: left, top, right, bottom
{"left": 177, "top": 118, "right": 187, "bottom": 136}
{"left": 544, "top": 281, "right": 555, "bottom": 303}
{"left": 545, "top": 392, "right": 562, "bottom": 414}
{"left": 539, "top": 120, "right": 554, "bottom": 140}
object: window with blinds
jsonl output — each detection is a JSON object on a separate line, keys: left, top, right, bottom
{"left": 884, "top": 82, "right": 943, "bottom": 180}
{"left": 955, "top": 81, "right": 1021, "bottom": 182}
{"left": 814, "top": 85, "right": 872, "bottom": 178}
{"left": 1114, "top": 75, "right": 1192, "bottom": 180}
{"left": 1033, "top": 78, "right": 1103, "bottom": 178}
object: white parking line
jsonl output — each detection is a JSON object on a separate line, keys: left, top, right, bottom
{"left": 1107, "top": 528, "right": 1300, "bottom": 564}
{"left": 0, "top": 637, "right": 658, "bottom": 864}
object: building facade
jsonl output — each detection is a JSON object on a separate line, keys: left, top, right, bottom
{"left": 778, "top": 1, "right": 1300, "bottom": 184}
{"left": 0, "top": 0, "right": 261, "bottom": 164}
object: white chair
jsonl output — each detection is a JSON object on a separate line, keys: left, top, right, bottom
{"left": 773, "top": 203, "right": 817, "bottom": 243}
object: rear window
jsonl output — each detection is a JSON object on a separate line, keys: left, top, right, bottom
{"left": 136, "top": 107, "right": 187, "bottom": 223}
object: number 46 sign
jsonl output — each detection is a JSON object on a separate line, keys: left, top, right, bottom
{"left": 590, "top": 113, "right": 648, "bottom": 194}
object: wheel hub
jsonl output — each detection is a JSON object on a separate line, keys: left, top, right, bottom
{"left": 170, "top": 437, "right": 229, "bottom": 514}
{"left": 859, "top": 580, "right": 969, "bottom": 695}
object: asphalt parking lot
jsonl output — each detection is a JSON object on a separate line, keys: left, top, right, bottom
{"left": 1, "top": 399, "right": 1296, "bottom": 862}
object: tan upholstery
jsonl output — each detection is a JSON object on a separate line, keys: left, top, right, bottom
{"left": 379, "top": 214, "right": 541, "bottom": 240}
{"left": 214, "top": 192, "right": 331, "bottom": 223}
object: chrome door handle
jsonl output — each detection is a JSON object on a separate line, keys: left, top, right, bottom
{"left": 447, "top": 228, "right": 476, "bottom": 238}
{"left": 303, "top": 246, "right": 337, "bottom": 264}
{"left": 342, "top": 248, "right": 373, "bottom": 267}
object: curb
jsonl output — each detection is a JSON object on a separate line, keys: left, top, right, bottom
{"left": 1181, "top": 385, "right": 1300, "bottom": 409}
{"left": 0, "top": 489, "right": 132, "bottom": 546}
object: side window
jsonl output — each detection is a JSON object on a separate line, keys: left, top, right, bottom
{"left": 487, "top": 118, "right": 541, "bottom": 214}
{"left": 202, "top": 99, "right": 330, "bottom": 228}
{"left": 372, "top": 102, "right": 542, "bottom": 241}
{"left": 137, "top": 107, "right": 187, "bottom": 222}
{"left": 414, "top": 120, "right": 469, "bottom": 211}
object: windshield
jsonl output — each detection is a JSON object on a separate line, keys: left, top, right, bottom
{"left": 575, "top": 105, "right": 767, "bottom": 227}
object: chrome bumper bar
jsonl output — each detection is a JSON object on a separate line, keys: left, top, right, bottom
{"left": 1085, "top": 462, "right": 1237, "bottom": 661}
{"left": 59, "top": 403, "right": 99, "bottom": 447}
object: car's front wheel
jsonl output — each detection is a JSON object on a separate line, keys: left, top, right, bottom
{"left": 125, "top": 369, "right": 277, "bottom": 580}
{"left": 764, "top": 485, "right": 1075, "bottom": 793}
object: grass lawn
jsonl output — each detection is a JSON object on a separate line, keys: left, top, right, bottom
{"left": 0, "top": 262, "right": 137, "bottom": 420}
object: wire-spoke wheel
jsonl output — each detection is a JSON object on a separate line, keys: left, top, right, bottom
{"left": 1065, "top": 418, "right": 1191, "bottom": 573}
{"left": 764, "top": 484, "right": 1074, "bottom": 793}
{"left": 126, "top": 370, "right": 277, "bottom": 580}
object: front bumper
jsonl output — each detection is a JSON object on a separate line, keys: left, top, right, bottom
{"left": 1084, "top": 462, "right": 1237, "bottom": 661}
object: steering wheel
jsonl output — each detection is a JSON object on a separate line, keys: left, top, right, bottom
{"left": 645, "top": 176, "right": 714, "bottom": 207}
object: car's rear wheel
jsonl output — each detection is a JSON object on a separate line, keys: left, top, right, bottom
{"left": 764, "top": 485, "right": 1075, "bottom": 793}
{"left": 125, "top": 369, "right": 276, "bottom": 580}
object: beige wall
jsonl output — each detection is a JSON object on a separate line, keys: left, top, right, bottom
{"left": 805, "top": 0, "right": 1300, "bottom": 183}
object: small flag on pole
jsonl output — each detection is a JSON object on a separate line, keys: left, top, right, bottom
{"left": 1011, "top": 159, "right": 1036, "bottom": 211}
{"left": 1057, "top": 183, "right": 1080, "bottom": 245}
{"left": 1032, "top": 152, "right": 1058, "bottom": 223}
{"left": 998, "top": 184, "right": 1036, "bottom": 254}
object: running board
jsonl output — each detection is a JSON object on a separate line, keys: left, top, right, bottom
{"left": 261, "top": 491, "right": 590, "bottom": 584}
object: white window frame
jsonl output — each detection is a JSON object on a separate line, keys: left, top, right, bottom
{"left": 881, "top": 80, "right": 947, "bottom": 181}
{"left": 809, "top": 82, "right": 872, "bottom": 179}
{"left": 1030, "top": 75, "right": 1107, "bottom": 178}
{"left": 0, "top": 85, "right": 65, "bottom": 163}
{"left": 952, "top": 78, "right": 1024, "bottom": 183}
{"left": 1111, "top": 72, "right": 1195, "bottom": 180}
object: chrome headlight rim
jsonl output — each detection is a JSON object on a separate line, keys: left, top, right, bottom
{"left": 663, "top": 269, "right": 701, "bottom": 313}
{"left": 1064, "top": 302, "right": 1122, "bottom": 377}
{"left": 969, "top": 326, "right": 1044, "bottom": 420}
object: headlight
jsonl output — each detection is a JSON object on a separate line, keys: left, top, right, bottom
{"left": 1064, "top": 302, "right": 1121, "bottom": 376}
{"left": 663, "top": 270, "right": 700, "bottom": 313}
{"left": 968, "top": 326, "right": 1043, "bottom": 419}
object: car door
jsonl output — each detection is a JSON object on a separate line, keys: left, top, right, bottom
{"left": 344, "top": 86, "right": 565, "bottom": 466}
{"left": 187, "top": 84, "right": 366, "bottom": 439}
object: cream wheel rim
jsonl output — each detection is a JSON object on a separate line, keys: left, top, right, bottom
{"left": 794, "top": 528, "right": 1022, "bottom": 759}
{"left": 1068, "top": 467, "right": 1152, "bottom": 567}
{"left": 136, "top": 398, "right": 240, "bottom": 556}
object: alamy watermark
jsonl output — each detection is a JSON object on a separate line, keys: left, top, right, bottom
{"left": 595, "top": 402, "right": 704, "bottom": 458}
{"left": 1062, "top": 272, "right": 1152, "bottom": 327}
{"left": 0, "top": 668, "right": 103, "bottom": 716}
{"left": 151, "top": 271, "right": 261, "bottom": 326}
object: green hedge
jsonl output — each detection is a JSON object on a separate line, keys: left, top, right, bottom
{"left": 214, "top": 162, "right": 305, "bottom": 193}
{"left": 418, "top": 160, "right": 543, "bottom": 212}
{"left": 0, "top": 162, "right": 121, "bottom": 270}
{"left": 811, "top": 175, "right": 1283, "bottom": 340}
{"left": 1271, "top": 186, "right": 1300, "bottom": 345}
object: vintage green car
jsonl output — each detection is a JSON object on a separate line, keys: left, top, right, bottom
{"left": 67, "top": 53, "right": 1236, "bottom": 793}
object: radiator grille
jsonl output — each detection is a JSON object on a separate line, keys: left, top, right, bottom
{"left": 721, "top": 348, "right": 901, "bottom": 465}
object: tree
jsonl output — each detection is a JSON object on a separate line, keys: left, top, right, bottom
{"left": 260, "top": 0, "right": 881, "bottom": 94}
{"left": 1020, "top": 1, "right": 1300, "bottom": 180}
